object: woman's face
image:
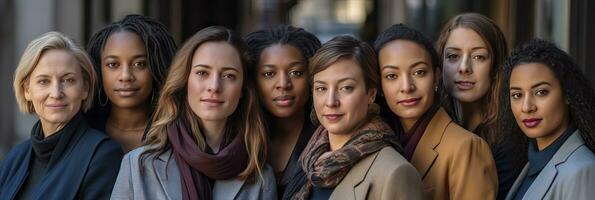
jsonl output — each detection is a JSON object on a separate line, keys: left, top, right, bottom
{"left": 509, "top": 63, "right": 569, "bottom": 144}
{"left": 256, "top": 44, "right": 309, "bottom": 118}
{"left": 379, "top": 40, "right": 437, "bottom": 129}
{"left": 442, "top": 27, "right": 492, "bottom": 103}
{"left": 312, "top": 59, "right": 376, "bottom": 136}
{"left": 25, "top": 49, "right": 88, "bottom": 133}
{"left": 187, "top": 41, "right": 243, "bottom": 122}
{"left": 101, "top": 31, "right": 153, "bottom": 109}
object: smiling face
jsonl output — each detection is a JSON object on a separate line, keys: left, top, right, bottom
{"left": 442, "top": 27, "right": 492, "bottom": 103}
{"left": 379, "top": 40, "right": 438, "bottom": 131}
{"left": 101, "top": 31, "right": 153, "bottom": 109}
{"left": 256, "top": 44, "right": 309, "bottom": 118}
{"left": 509, "top": 62, "right": 569, "bottom": 148}
{"left": 187, "top": 41, "right": 244, "bottom": 122}
{"left": 25, "top": 49, "right": 89, "bottom": 134}
{"left": 312, "top": 59, "right": 376, "bottom": 136}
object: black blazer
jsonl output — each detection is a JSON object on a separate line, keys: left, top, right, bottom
{"left": 0, "top": 116, "right": 123, "bottom": 200}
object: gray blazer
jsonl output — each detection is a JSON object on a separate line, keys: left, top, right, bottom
{"left": 505, "top": 131, "right": 595, "bottom": 200}
{"left": 110, "top": 147, "right": 276, "bottom": 200}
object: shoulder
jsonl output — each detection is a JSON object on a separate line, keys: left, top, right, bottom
{"left": 442, "top": 122, "right": 491, "bottom": 152}
{"left": 369, "top": 147, "right": 419, "bottom": 179}
{"left": 2, "top": 140, "right": 32, "bottom": 161}
{"left": 557, "top": 145, "right": 595, "bottom": 178}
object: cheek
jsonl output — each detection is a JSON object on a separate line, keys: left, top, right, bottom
{"left": 442, "top": 63, "right": 458, "bottom": 80}
{"left": 256, "top": 79, "right": 274, "bottom": 98}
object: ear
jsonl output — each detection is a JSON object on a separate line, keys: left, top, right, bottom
{"left": 367, "top": 88, "right": 377, "bottom": 104}
{"left": 24, "top": 83, "right": 31, "bottom": 101}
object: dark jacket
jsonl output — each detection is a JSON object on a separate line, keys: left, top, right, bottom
{"left": 0, "top": 115, "right": 123, "bottom": 200}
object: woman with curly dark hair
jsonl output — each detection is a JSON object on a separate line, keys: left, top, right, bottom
{"left": 244, "top": 25, "right": 321, "bottom": 199}
{"left": 503, "top": 39, "right": 595, "bottom": 200}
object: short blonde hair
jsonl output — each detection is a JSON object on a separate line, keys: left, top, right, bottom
{"left": 13, "top": 31, "right": 96, "bottom": 114}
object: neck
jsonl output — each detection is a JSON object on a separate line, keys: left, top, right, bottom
{"left": 199, "top": 119, "right": 227, "bottom": 153}
{"left": 41, "top": 122, "right": 66, "bottom": 138}
{"left": 270, "top": 111, "right": 305, "bottom": 139}
{"left": 460, "top": 101, "right": 484, "bottom": 131}
{"left": 400, "top": 117, "right": 418, "bottom": 133}
{"left": 108, "top": 104, "right": 150, "bottom": 131}
{"left": 328, "top": 131, "right": 355, "bottom": 151}
{"left": 536, "top": 120, "right": 570, "bottom": 151}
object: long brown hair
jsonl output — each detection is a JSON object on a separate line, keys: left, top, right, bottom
{"left": 140, "top": 26, "right": 267, "bottom": 180}
{"left": 435, "top": 13, "right": 507, "bottom": 147}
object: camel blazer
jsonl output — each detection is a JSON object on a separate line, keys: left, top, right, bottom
{"left": 110, "top": 147, "right": 276, "bottom": 200}
{"left": 410, "top": 108, "right": 498, "bottom": 200}
{"left": 328, "top": 146, "right": 424, "bottom": 200}
{"left": 505, "top": 130, "right": 595, "bottom": 200}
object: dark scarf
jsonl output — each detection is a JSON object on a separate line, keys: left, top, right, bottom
{"left": 167, "top": 119, "right": 249, "bottom": 200}
{"left": 400, "top": 104, "right": 439, "bottom": 160}
{"left": 293, "top": 116, "right": 399, "bottom": 199}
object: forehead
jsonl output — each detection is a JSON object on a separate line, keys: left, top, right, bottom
{"left": 379, "top": 40, "right": 431, "bottom": 65}
{"left": 260, "top": 44, "right": 303, "bottom": 61}
{"left": 191, "top": 41, "right": 242, "bottom": 70}
{"left": 510, "top": 62, "right": 559, "bottom": 87}
{"left": 445, "top": 27, "right": 487, "bottom": 49}
{"left": 31, "top": 49, "right": 81, "bottom": 76}
{"left": 313, "top": 58, "right": 363, "bottom": 82}
{"left": 103, "top": 31, "right": 146, "bottom": 54}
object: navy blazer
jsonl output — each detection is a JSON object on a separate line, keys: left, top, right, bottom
{"left": 0, "top": 120, "right": 123, "bottom": 200}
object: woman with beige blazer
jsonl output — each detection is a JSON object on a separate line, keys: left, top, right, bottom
{"left": 374, "top": 24, "right": 498, "bottom": 200}
{"left": 292, "top": 35, "right": 423, "bottom": 200}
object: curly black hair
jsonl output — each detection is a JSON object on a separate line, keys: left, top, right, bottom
{"left": 501, "top": 39, "right": 595, "bottom": 152}
{"left": 85, "top": 14, "right": 177, "bottom": 132}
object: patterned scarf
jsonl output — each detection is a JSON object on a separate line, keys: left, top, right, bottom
{"left": 293, "top": 115, "right": 400, "bottom": 199}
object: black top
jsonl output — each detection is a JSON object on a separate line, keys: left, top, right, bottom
{"left": 513, "top": 124, "right": 576, "bottom": 200}
{"left": 279, "top": 120, "right": 316, "bottom": 200}
{"left": 310, "top": 186, "right": 334, "bottom": 200}
{"left": 15, "top": 113, "right": 82, "bottom": 200}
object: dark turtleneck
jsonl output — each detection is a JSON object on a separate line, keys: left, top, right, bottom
{"left": 15, "top": 113, "right": 83, "bottom": 200}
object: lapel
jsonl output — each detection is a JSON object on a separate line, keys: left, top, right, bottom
{"left": 523, "top": 131, "right": 584, "bottom": 200}
{"left": 329, "top": 149, "right": 381, "bottom": 200}
{"left": 504, "top": 164, "right": 528, "bottom": 200}
{"left": 213, "top": 177, "right": 246, "bottom": 200}
{"left": 410, "top": 108, "right": 451, "bottom": 178}
{"left": 155, "top": 149, "right": 183, "bottom": 199}
{"left": 3, "top": 143, "right": 33, "bottom": 200}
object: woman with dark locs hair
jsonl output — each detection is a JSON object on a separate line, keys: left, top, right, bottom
{"left": 85, "top": 14, "right": 177, "bottom": 152}
{"left": 436, "top": 13, "right": 527, "bottom": 198}
{"left": 110, "top": 26, "right": 276, "bottom": 200}
{"left": 244, "top": 25, "right": 321, "bottom": 199}
{"left": 502, "top": 39, "right": 595, "bottom": 200}
{"left": 375, "top": 23, "right": 497, "bottom": 200}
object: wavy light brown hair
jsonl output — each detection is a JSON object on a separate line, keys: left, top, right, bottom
{"left": 140, "top": 26, "right": 267, "bottom": 180}
{"left": 435, "top": 13, "right": 508, "bottom": 147}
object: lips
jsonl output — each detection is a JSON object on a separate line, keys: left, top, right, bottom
{"left": 455, "top": 80, "right": 475, "bottom": 90}
{"left": 114, "top": 87, "right": 140, "bottom": 97}
{"left": 273, "top": 95, "right": 295, "bottom": 107}
{"left": 322, "top": 114, "right": 343, "bottom": 123}
{"left": 201, "top": 98, "right": 224, "bottom": 107}
{"left": 398, "top": 98, "right": 421, "bottom": 107}
{"left": 46, "top": 103, "right": 67, "bottom": 109}
{"left": 522, "top": 118, "right": 542, "bottom": 128}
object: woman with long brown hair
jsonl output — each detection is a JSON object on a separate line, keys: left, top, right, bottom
{"left": 436, "top": 13, "right": 527, "bottom": 199}
{"left": 110, "top": 26, "right": 276, "bottom": 200}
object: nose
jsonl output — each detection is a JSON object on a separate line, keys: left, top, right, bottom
{"left": 325, "top": 89, "right": 340, "bottom": 108}
{"left": 49, "top": 81, "right": 64, "bottom": 99}
{"left": 458, "top": 55, "right": 473, "bottom": 74}
{"left": 118, "top": 65, "right": 135, "bottom": 82}
{"left": 399, "top": 75, "right": 416, "bottom": 93}
{"left": 276, "top": 72, "right": 292, "bottom": 90}
{"left": 207, "top": 75, "right": 221, "bottom": 93}
{"left": 521, "top": 95, "right": 537, "bottom": 113}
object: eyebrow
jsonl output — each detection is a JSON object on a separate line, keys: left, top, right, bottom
{"left": 261, "top": 61, "right": 304, "bottom": 68}
{"left": 103, "top": 54, "right": 147, "bottom": 60}
{"left": 510, "top": 81, "right": 551, "bottom": 90}
{"left": 313, "top": 77, "right": 357, "bottom": 85}
{"left": 381, "top": 61, "right": 429, "bottom": 70}
{"left": 192, "top": 64, "right": 240, "bottom": 72}
{"left": 33, "top": 72, "right": 76, "bottom": 79}
{"left": 444, "top": 46, "right": 488, "bottom": 51}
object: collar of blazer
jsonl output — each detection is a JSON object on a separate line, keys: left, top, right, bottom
{"left": 155, "top": 148, "right": 247, "bottom": 199}
{"left": 410, "top": 108, "right": 452, "bottom": 178}
{"left": 330, "top": 148, "right": 383, "bottom": 200}
{"left": 513, "top": 130, "right": 584, "bottom": 200}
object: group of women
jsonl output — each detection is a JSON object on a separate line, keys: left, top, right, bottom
{"left": 1, "top": 12, "right": 594, "bottom": 200}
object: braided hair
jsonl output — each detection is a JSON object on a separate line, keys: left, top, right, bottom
{"left": 501, "top": 39, "right": 595, "bottom": 152}
{"left": 85, "top": 14, "right": 177, "bottom": 130}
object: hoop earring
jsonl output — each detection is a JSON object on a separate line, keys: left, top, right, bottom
{"left": 99, "top": 85, "right": 108, "bottom": 107}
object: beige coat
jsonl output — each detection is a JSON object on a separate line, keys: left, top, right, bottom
{"left": 411, "top": 108, "right": 498, "bottom": 200}
{"left": 329, "top": 146, "right": 424, "bottom": 200}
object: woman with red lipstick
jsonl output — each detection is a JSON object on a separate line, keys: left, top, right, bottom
{"left": 436, "top": 13, "right": 527, "bottom": 199}
{"left": 244, "top": 25, "right": 321, "bottom": 199}
{"left": 294, "top": 35, "right": 423, "bottom": 200}
{"left": 85, "top": 15, "right": 177, "bottom": 152}
{"left": 502, "top": 39, "right": 595, "bottom": 200}
{"left": 374, "top": 24, "right": 497, "bottom": 200}
{"left": 110, "top": 26, "right": 276, "bottom": 200}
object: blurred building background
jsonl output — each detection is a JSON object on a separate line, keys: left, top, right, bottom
{"left": 1, "top": 0, "right": 594, "bottom": 158}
